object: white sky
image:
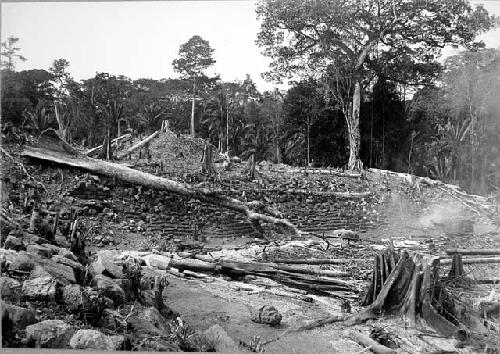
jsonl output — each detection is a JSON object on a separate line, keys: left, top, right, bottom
{"left": 1, "top": 0, "right": 500, "bottom": 92}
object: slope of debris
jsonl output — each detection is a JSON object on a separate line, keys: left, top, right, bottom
{"left": 1, "top": 133, "right": 499, "bottom": 352}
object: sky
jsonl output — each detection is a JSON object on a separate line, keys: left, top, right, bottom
{"left": 1, "top": 0, "right": 500, "bottom": 92}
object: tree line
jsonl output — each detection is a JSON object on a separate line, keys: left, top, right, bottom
{"left": 1, "top": 0, "right": 499, "bottom": 195}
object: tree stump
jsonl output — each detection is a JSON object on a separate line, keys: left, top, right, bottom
{"left": 200, "top": 144, "right": 215, "bottom": 175}
{"left": 245, "top": 154, "right": 256, "bottom": 180}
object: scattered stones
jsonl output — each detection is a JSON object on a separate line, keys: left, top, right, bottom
{"left": 22, "top": 275, "right": 59, "bottom": 302}
{"left": 1, "top": 301, "right": 37, "bottom": 329}
{"left": 25, "top": 319, "right": 74, "bottom": 348}
{"left": 69, "top": 329, "right": 124, "bottom": 350}
{"left": 90, "top": 274, "right": 126, "bottom": 306}
{"left": 3, "top": 235, "right": 25, "bottom": 251}
{"left": 0, "top": 276, "right": 22, "bottom": 302}
{"left": 250, "top": 305, "right": 282, "bottom": 327}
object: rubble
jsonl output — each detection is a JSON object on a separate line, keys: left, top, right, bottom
{"left": 1, "top": 132, "right": 499, "bottom": 352}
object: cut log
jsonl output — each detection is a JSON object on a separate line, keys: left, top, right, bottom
{"left": 166, "top": 258, "right": 355, "bottom": 293}
{"left": 227, "top": 188, "right": 371, "bottom": 199}
{"left": 271, "top": 258, "right": 351, "bottom": 265}
{"left": 86, "top": 133, "right": 132, "bottom": 156}
{"left": 22, "top": 145, "right": 300, "bottom": 237}
{"left": 440, "top": 256, "right": 500, "bottom": 265}
{"left": 445, "top": 248, "right": 500, "bottom": 256}
{"left": 115, "top": 130, "right": 160, "bottom": 160}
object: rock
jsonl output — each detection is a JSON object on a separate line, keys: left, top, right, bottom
{"left": 202, "top": 324, "right": 241, "bottom": 353}
{"left": 54, "top": 235, "right": 70, "bottom": 248}
{"left": 51, "top": 255, "right": 84, "bottom": 283}
{"left": 57, "top": 248, "right": 77, "bottom": 261}
{"left": 22, "top": 275, "right": 59, "bottom": 302}
{"left": 62, "top": 284, "right": 84, "bottom": 312}
{"left": 26, "top": 244, "right": 53, "bottom": 258}
{"left": 25, "top": 320, "right": 74, "bottom": 348}
{"left": 250, "top": 305, "right": 282, "bottom": 327}
{"left": 69, "top": 329, "right": 123, "bottom": 350}
{"left": 98, "top": 309, "right": 127, "bottom": 331}
{"left": 91, "top": 274, "right": 126, "bottom": 306}
{"left": 8, "top": 251, "right": 35, "bottom": 272}
{"left": 90, "top": 250, "right": 124, "bottom": 279}
{"left": 0, "top": 276, "right": 22, "bottom": 302}
{"left": 141, "top": 307, "right": 170, "bottom": 332}
{"left": 32, "top": 257, "right": 76, "bottom": 284}
{"left": 140, "top": 267, "right": 158, "bottom": 290}
{"left": 112, "top": 278, "right": 133, "bottom": 301}
{"left": 4, "top": 235, "right": 25, "bottom": 251}
{"left": 1, "top": 301, "right": 37, "bottom": 329}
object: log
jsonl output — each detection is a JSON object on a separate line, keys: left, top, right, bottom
{"left": 86, "top": 133, "right": 132, "bottom": 156}
{"left": 445, "top": 248, "right": 500, "bottom": 256}
{"left": 271, "top": 258, "right": 351, "bottom": 265}
{"left": 440, "top": 256, "right": 500, "bottom": 265}
{"left": 21, "top": 145, "right": 301, "bottom": 236}
{"left": 350, "top": 331, "right": 397, "bottom": 354}
{"left": 229, "top": 188, "right": 371, "bottom": 199}
{"left": 115, "top": 130, "right": 160, "bottom": 160}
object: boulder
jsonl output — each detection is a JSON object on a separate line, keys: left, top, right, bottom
{"left": 3, "top": 235, "right": 25, "bottom": 251}
{"left": 141, "top": 307, "right": 170, "bottom": 332}
{"left": 1, "top": 301, "right": 37, "bottom": 329}
{"left": 250, "top": 305, "right": 282, "bottom": 327}
{"left": 25, "top": 320, "right": 74, "bottom": 348}
{"left": 62, "top": 284, "right": 84, "bottom": 312}
{"left": 90, "top": 274, "right": 126, "bottom": 306}
{"left": 90, "top": 250, "right": 124, "bottom": 279}
{"left": 0, "top": 276, "right": 22, "bottom": 302}
{"left": 202, "top": 324, "right": 241, "bottom": 353}
{"left": 54, "top": 235, "right": 70, "bottom": 248}
{"left": 98, "top": 309, "right": 127, "bottom": 331}
{"left": 51, "top": 255, "right": 84, "bottom": 283}
{"left": 26, "top": 244, "right": 52, "bottom": 258}
{"left": 8, "top": 251, "right": 35, "bottom": 272}
{"left": 58, "top": 248, "right": 78, "bottom": 262}
{"left": 32, "top": 257, "right": 76, "bottom": 284}
{"left": 22, "top": 275, "right": 59, "bottom": 302}
{"left": 69, "top": 329, "right": 124, "bottom": 350}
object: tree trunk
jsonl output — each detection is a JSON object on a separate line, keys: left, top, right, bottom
{"left": 115, "top": 130, "right": 160, "bottom": 160}
{"left": 22, "top": 144, "right": 300, "bottom": 237}
{"left": 347, "top": 80, "right": 362, "bottom": 171}
{"left": 201, "top": 143, "right": 215, "bottom": 175}
{"left": 191, "top": 81, "right": 196, "bottom": 138}
{"left": 307, "top": 117, "right": 310, "bottom": 166}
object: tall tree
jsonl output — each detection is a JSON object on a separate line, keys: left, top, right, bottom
{"left": 172, "top": 35, "right": 215, "bottom": 138}
{"left": 1, "top": 36, "right": 27, "bottom": 71}
{"left": 256, "top": 0, "right": 495, "bottom": 171}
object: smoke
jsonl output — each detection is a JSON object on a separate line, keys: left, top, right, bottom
{"left": 417, "top": 200, "right": 467, "bottom": 229}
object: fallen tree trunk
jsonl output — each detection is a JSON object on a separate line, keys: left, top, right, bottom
{"left": 350, "top": 331, "right": 396, "bottom": 354}
{"left": 86, "top": 133, "right": 132, "bottom": 156}
{"left": 440, "top": 256, "right": 500, "bottom": 265}
{"left": 445, "top": 248, "right": 500, "bottom": 256}
{"left": 22, "top": 145, "right": 300, "bottom": 236}
{"left": 228, "top": 188, "right": 371, "bottom": 199}
{"left": 167, "top": 258, "right": 355, "bottom": 293}
{"left": 271, "top": 258, "right": 351, "bottom": 265}
{"left": 115, "top": 130, "right": 160, "bottom": 160}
